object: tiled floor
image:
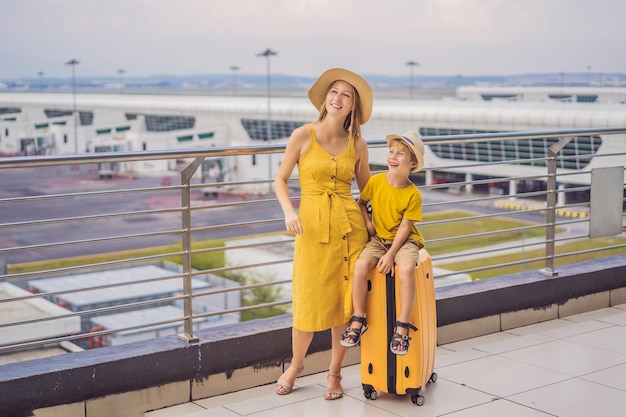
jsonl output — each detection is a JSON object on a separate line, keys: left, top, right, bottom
{"left": 147, "top": 304, "right": 626, "bottom": 417}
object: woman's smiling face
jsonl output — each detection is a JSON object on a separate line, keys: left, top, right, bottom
{"left": 325, "top": 80, "right": 355, "bottom": 117}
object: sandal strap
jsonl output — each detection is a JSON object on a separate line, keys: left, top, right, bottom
{"left": 342, "top": 316, "right": 367, "bottom": 341}
{"left": 342, "top": 332, "right": 358, "bottom": 343}
{"left": 395, "top": 320, "right": 417, "bottom": 332}
{"left": 327, "top": 371, "right": 342, "bottom": 380}
{"left": 349, "top": 315, "right": 367, "bottom": 326}
{"left": 342, "top": 326, "right": 364, "bottom": 342}
{"left": 391, "top": 332, "right": 410, "bottom": 344}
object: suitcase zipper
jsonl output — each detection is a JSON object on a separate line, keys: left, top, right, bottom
{"left": 385, "top": 271, "right": 397, "bottom": 395}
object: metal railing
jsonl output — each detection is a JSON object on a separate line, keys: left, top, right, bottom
{"left": 1, "top": 127, "right": 625, "bottom": 356}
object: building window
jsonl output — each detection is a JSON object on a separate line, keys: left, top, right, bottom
{"left": 145, "top": 115, "right": 195, "bottom": 132}
{"left": 45, "top": 109, "right": 72, "bottom": 118}
{"left": 0, "top": 107, "right": 21, "bottom": 115}
{"left": 79, "top": 111, "right": 94, "bottom": 126}
{"left": 422, "top": 127, "right": 602, "bottom": 170}
{"left": 198, "top": 132, "right": 214, "bottom": 140}
{"left": 480, "top": 94, "right": 518, "bottom": 101}
{"left": 43, "top": 109, "right": 93, "bottom": 125}
{"left": 548, "top": 94, "right": 572, "bottom": 102}
{"left": 241, "top": 119, "right": 307, "bottom": 141}
{"left": 577, "top": 95, "right": 598, "bottom": 103}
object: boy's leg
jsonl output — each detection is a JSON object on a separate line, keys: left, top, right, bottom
{"left": 341, "top": 256, "right": 376, "bottom": 346}
{"left": 394, "top": 257, "right": 417, "bottom": 351}
{"left": 352, "top": 257, "right": 376, "bottom": 317}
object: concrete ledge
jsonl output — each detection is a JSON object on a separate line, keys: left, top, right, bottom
{"left": 1, "top": 254, "right": 625, "bottom": 416}
{"left": 435, "top": 254, "right": 626, "bottom": 326}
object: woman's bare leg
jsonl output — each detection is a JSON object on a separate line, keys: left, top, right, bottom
{"left": 275, "top": 328, "right": 313, "bottom": 394}
{"left": 326, "top": 323, "right": 348, "bottom": 399}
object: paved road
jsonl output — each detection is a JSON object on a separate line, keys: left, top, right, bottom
{"left": 1, "top": 165, "right": 602, "bottom": 269}
{"left": 0, "top": 165, "right": 284, "bottom": 266}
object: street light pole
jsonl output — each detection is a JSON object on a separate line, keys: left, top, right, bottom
{"left": 38, "top": 71, "right": 45, "bottom": 91}
{"left": 406, "top": 60, "right": 419, "bottom": 100}
{"left": 230, "top": 65, "right": 240, "bottom": 96}
{"left": 256, "top": 49, "right": 277, "bottom": 186}
{"left": 118, "top": 69, "right": 126, "bottom": 93}
{"left": 65, "top": 59, "right": 79, "bottom": 153}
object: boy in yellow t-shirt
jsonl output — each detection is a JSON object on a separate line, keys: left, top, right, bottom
{"left": 340, "top": 130, "right": 425, "bottom": 355}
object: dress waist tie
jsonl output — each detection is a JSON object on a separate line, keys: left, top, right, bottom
{"left": 314, "top": 190, "right": 352, "bottom": 243}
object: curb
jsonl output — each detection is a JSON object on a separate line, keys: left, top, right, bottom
{"left": 494, "top": 201, "right": 589, "bottom": 218}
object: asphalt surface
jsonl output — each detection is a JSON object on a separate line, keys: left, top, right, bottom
{"left": 1, "top": 165, "right": 606, "bottom": 271}
{"left": 0, "top": 164, "right": 284, "bottom": 267}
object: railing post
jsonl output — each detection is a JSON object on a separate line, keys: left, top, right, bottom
{"left": 540, "top": 136, "right": 573, "bottom": 277}
{"left": 177, "top": 157, "right": 204, "bottom": 343}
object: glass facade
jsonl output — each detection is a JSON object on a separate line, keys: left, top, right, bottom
{"left": 421, "top": 127, "right": 602, "bottom": 170}
{"left": 241, "top": 119, "right": 307, "bottom": 141}
{"left": 44, "top": 109, "right": 93, "bottom": 126}
{"left": 0, "top": 107, "right": 21, "bottom": 115}
{"left": 145, "top": 115, "right": 195, "bottom": 132}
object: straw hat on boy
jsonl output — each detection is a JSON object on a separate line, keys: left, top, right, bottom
{"left": 386, "top": 130, "right": 425, "bottom": 173}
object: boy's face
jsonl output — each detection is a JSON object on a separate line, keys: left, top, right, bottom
{"left": 387, "top": 141, "right": 417, "bottom": 174}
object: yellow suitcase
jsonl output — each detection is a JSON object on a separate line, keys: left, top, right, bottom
{"left": 360, "top": 248, "right": 437, "bottom": 406}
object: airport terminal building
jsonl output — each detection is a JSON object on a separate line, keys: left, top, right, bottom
{"left": 1, "top": 87, "right": 625, "bottom": 201}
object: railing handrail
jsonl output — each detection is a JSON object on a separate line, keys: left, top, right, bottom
{"left": 2, "top": 126, "right": 625, "bottom": 168}
{"left": 1, "top": 127, "right": 624, "bottom": 355}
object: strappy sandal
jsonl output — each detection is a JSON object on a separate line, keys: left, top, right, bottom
{"left": 275, "top": 365, "right": 304, "bottom": 395}
{"left": 324, "top": 372, "right": 343, "bottom": 400}
{"left": 390, "top": 321, "right": 417, "bottom": 356}
{"left": 340, "top": 315, "right": 368, "bottom": 348}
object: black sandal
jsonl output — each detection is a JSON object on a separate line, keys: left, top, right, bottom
{"left": 340, "top": 315, "right": 368, "bottom": 348}
{"left": 390, "top": 321, "right": 417, "bottom": 356}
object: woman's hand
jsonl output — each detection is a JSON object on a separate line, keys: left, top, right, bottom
{"left": 284, "top": 213, "right": 303, "bottom": 235}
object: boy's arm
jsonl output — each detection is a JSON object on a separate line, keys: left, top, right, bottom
{"left": 377, "top": 217, "right": 413, "bottom": 276}
{"left": 358, "top": 198, "right": 376, "bottom": 237}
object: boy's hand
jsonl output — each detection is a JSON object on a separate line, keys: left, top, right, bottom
{"left": 377, "top": 252, "right": 395, "bottom": 276}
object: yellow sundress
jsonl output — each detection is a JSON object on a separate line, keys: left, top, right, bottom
{"left": 291, "top": 126, "right": 369, "bottom": 332}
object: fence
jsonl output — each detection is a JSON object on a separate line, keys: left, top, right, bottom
{"left": 1, "top": 127, "right": 624, "bottom": 356}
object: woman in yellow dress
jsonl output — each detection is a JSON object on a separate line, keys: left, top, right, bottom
{"left": 274, "top": 68, "right": 372, "bottom": 400}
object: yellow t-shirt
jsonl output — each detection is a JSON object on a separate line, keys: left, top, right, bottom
{"left": 360, "top": 172, "right": 424, "bottom": 246}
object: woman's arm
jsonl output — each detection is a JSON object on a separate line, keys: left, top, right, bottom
{"left": 358, "top": 198, "right": 375, "bottom": 237}
{"left": 274, "top": 125, "right": 309, "bottom": 235}
{"left": 354, "top": 135, "right": 371, "bottom": 191}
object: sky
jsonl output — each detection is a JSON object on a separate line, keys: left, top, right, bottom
{"left": 2, "top": 0, "right": 625, "bottom": 80}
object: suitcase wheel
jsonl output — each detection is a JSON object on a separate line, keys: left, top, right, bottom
{"left": 363, "top": 387, "right": 378, "bottom": 400}
{"left": 429, "top": 372, "right": 438, "bottom": 384}
{"left": 411, "top": 394, "right": 425, "bottom": 406}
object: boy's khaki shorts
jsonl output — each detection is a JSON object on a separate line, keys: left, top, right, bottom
{"left": 359, "top": 236, "right": 422, "bottom": 264}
